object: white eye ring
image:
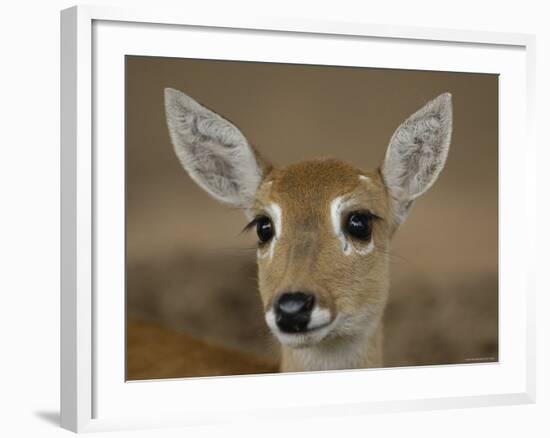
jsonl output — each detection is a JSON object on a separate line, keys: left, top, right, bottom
{"left": 330, "top": 196, "right": 376, "bottom": 256}
{"left": 256, "top": 202, "right": 282, "bottom": 261}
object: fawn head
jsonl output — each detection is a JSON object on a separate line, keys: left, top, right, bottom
{"left": 165, "top": 88, "right": 452, "bottom": 349}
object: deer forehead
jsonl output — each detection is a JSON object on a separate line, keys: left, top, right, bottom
{"left": 254, "top": 159, "right": 389, "bottom": 236}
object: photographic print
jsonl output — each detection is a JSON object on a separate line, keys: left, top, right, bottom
{"left": 125, "top": 56, "right": 498, "bottom": 380}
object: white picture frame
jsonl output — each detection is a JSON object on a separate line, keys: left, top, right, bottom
{"left": 60, "top": 4, "right": 536, "bottom": 433}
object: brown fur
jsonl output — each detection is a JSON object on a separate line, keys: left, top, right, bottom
{"left": 164, "top": 89, "right": 452, "bottom": 373}
{"left": 127, "top": 319, "right": 277, "bottom": 379}
{"left": 252, "top": 159, "right": 393, "bottom": 372}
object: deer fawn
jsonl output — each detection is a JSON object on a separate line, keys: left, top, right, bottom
{"left": 164, "top": 88, "right": 452, "bottom": 373}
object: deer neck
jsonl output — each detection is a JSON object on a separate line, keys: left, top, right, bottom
{"left": 279, "top": 320, "right": 384, "bottom": 373}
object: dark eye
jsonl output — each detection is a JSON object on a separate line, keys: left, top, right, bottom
{"left": 345, "top": 212, "right": 373, "bottom": 241}
{"left": 256, "top": 216, "right": 274, "bottom": 244}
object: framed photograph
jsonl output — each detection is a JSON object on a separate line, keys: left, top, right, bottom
{"left": 61, "top": 5, "right": 536, "bottom": 433}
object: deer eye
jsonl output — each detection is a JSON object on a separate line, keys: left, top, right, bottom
{"left": 256, "top": 216, "right": 274, "bottom": 244}
{"left": 345, "top": 212, "right": 373, "bottom": 241}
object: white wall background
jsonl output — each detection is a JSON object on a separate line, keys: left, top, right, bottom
{"left": 0, "top": 0, "right": 547, "bottom": 436}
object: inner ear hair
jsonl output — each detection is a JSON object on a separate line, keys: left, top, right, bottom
{"left": 382, "top": 93, "right": 453, "bottom": 228}
{"left": 164, "top": 88, "right": 270, "bottom": 209}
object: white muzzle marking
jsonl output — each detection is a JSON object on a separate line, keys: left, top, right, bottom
{"left": 265, "top": 307, "right": 335, "bottom": 348}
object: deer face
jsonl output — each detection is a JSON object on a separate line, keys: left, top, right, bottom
{"left": 251, "top": 160, "right": 392, "bottom": 348}
{"left": 165, "top": 88, "right": 452, "bottom": 349}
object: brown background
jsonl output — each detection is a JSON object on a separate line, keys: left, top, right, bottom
{"left": 126, "top": 56, "right": 498, "bottom": 379}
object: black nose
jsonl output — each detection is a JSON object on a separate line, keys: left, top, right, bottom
{"left": 275, "top": 292, "right": 315, "bottom": 333}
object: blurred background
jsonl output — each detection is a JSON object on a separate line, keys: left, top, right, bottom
{"left": 126, "top": 56, "right": 498, "bottom": 380}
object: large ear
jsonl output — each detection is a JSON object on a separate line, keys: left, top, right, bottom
{"left": 164, "top": 88, "right": 268, "bottom": 209}
{"left": 382, "top": 93, "right": 453, "bottom": 228}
